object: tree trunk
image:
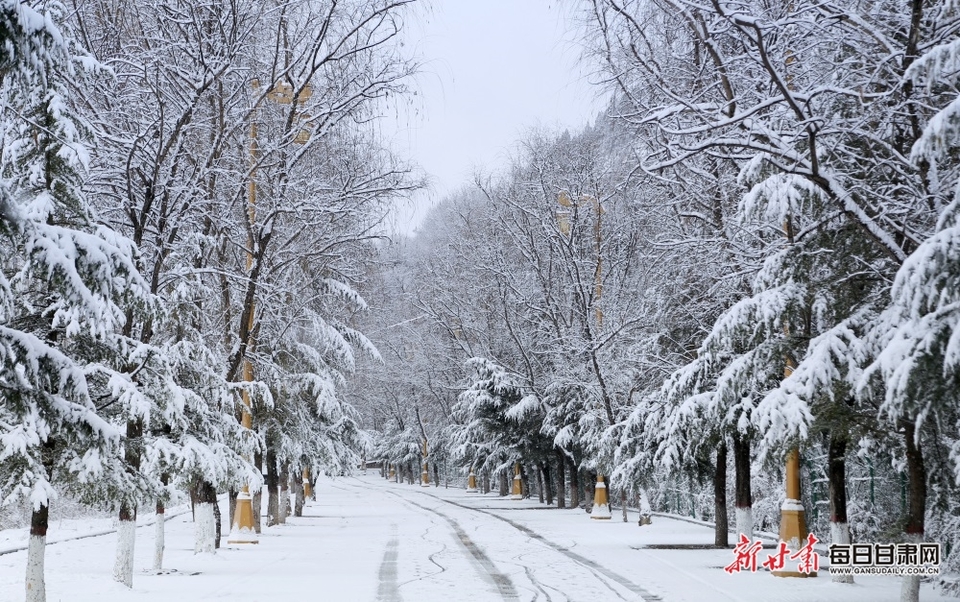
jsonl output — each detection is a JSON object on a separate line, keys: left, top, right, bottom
{"left": 536, "top": 465, "right": 545, "bottom": 503}
{"left": 828, "top": 433, "right": 852, "bottom": 583}
{"left": 715, "top": 441, "right": 729, "bottom": 547}
{"left": 195, "top": 481, "right": 217, "bottom": 554}
{"left": 212, "top": 492, "right": 221, "bottom": 549}
{"left": 114, "top": 419, "right": 141, "bottom": 588}
{"left": 732, "top": 432, "right": 753, "bottom": 538}
{"left": 585, "top": 470, "right": 597, "bottom": 512}
{"left": 279, "top": 462, "right": 290, "bottom": 524}
{"left": 294, "top": 468, "right": 305, "bottom": 517}
{"left": 190, "top": 486, "right": 197, "bottom": 521}
{"left": 252, "top": 451, "right": 263, "bottom": 533}
{"left": 266, "top": 445, "right": 279, "bottom": 527}
{"left": 542, "top": 462, "right": 554, "bottom": 505}
{"left": 568, "top": 458, "right": 580, "bottom": 509}
{"left": 555, "top": 451, "right": 566, "bottom": 508}
{"left": 153, "top": 498, "right": 165, "bottom": 571}
{"left": 482, "top": 471, "right": 490, "bottom": 494}
{"left": 901, "top": 420, "right": 927, "bottom": 602}
{"left": 499, "top": 470, "right": 508, "bottom": 496}
{"left": 25, "top": 502, "right": 48, "bottom": 602}
{"left": 228, "top": 489, "right": 238, "bottom": 528}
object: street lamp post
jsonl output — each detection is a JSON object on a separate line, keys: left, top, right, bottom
{"left": 227, "top": 79, "right": 312, "bottom": 545}
{"left": 510, "top": 462, "right": 523, "bottom": 500}
{"left": 557, "top": 191, "right": 613, "bottom": 520}
{"left": 466, "top": 464, "right": 479, "bottom": 493}
{"left": 773, "top": 216, "right": 815, "bottom": 577}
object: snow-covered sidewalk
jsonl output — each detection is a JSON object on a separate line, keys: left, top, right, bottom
{"left": 0, "top": 474, "right": 956, "bottom": 601}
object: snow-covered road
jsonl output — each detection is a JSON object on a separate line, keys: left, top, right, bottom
{"left": 1, "top": 475, "right": 957, "bottom": 601}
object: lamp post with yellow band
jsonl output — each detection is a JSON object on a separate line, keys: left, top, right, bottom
{"left": 557, "top": 191, "right": 613, "bottom": 520}
{"left": 227, "top": 79, "right": 312, "bottom": 545}
{"left": 510, "top": 462, "right": 523, "bottom": 500}
{"left": 466, "top": 465, "right": 479, "bottom": 493}
{"left": 773, "top": 214, "right": 815, "bottom": 577}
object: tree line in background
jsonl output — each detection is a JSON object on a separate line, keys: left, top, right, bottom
{"left": 352, "top": 1, "right": 960, "bottom": 600}
{"left": 0, "top": 1, "right": 418, "bottom": 600}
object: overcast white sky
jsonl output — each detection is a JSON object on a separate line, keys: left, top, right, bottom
{"left": 381, "top": 0, "right": 608, "bottom": 236}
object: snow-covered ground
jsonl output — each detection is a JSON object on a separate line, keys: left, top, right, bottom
{"left": 0, "top": 474, "right": 957, "bottom": 601}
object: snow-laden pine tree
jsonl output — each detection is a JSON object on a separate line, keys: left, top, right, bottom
{"left": 860, "top": 5, "right": 960, "bottom": 595}
{"left": 0, "top": 2, "right": 148, "bottom": 600}
{"left": 449, "top": 358, "right": 539, "bottom": 493}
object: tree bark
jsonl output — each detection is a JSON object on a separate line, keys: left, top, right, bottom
{"left": 555, "top": 451, "right": 566, "bottom": 508}
{"left": 732, "top": 432, "right": 753, "bottom": 537}
{"left": 212, "top": 493, "right": 221, "bottom": 549}
{"left": 828, "top": 433, "right": 852, "bottom": 583}
{"left": 715, "top": 441, "right": 729, "bottom": 547}
{"left": 252, "top": 451, "right": 263, "bottom": 534}
{"left": 541, "top": 461, "right": 554, "bottom": 506}
{"left": 536, "top": 465, "right": 545, "bottom": 503}
{"left": 25, "top": 503, "right": 48, "bottom": 602}
{"left": 266, "top": 444, "right": 279, "bottom": 527}
{"left": 279, "top": 462, "right": 290, "bottom": 524}
{"left": 585, "top": 469, "right": 598, "bottom": 512}
{"left": 902, "top": 420, "right": 927, "bottom": 602}
{"left": 228, "top": 489, "right": 238, "bottom": 527}
{"left": 499, "top": 470, "right": 508, "bottom": 496}
{"left": 568, "top": 458, "right": 580, "bottom": 509}
{"left": 293, "top": 467, "right": 304, "bottom": 516}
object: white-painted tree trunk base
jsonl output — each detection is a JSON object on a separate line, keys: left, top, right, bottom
{"left": 830, "top": 521, "right": 853, "bottom": 583}
{"left": 735, "top": 507, "right": 753, "bottom": 538}
{"left": 113, "top": 520, "right": 136, "bottom": 587}
{"left": 901, "top": 532, "right": 922, "bottom": 602}
{"left": 25, "top": 534, "right": 45, "bottom": 602}
{"left": 194, "top": 502, "right": 216, "bottom": 554}
{"left": 153, "top": 513, "right": 165, "bottom": 571}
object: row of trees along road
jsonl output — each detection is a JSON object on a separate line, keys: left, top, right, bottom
{"left": 354, "top": 2, "right": 960, "bottom": 601}
{"left": 0, "top": 1, "right": 420, "bottom": 600}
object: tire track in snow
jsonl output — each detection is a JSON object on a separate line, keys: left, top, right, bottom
{"left": 407, "top": 488, "right": 663, "bottom": 602}
{"left": 400, "top": 497, "right": 520, "bottom": 601}
{"left": 343, "top": 480, "right": 519, "bottom": 601}
{"left": 376, "top": 525, "right": 402, "bottom": 602}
